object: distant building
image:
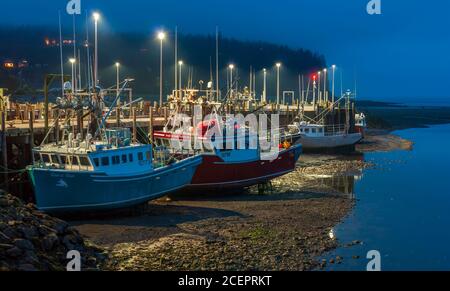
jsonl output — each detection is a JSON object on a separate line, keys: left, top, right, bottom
{"left": 3, "top": 60, "right": 15, "bottom": 69}
{"left": 44, "top": 37, "right": 75, "bottom": 47}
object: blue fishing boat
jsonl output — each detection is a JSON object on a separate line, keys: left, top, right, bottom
{"left": 27, "top": 79, "right": 202, "bottom": 213}
{"left": 28, "top": 128, "right": 202, "bottom": 213}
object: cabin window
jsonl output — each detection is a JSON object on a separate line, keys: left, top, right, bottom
{"left": 79, "top": 157, "right": 91, "bottom": 167}
{"left": 33, "top": 153, "right": 41, "bottom": 163}
{"left": 101, "top": 157, "right": 110, "bottom": 166}
{"left": 319, "top": 128, "right": 324, "bottom": 133}
{"left": 51, "top": 155, "right": 60, "bottom": 164}
{"left": 138, "top": 152, "right": 144, "bottom": 161}
{"left": 60, "top": 155, "right": 67, "bottom": 165}
{"left": 71, "top": 156, "right": 79, "bottom": 166}
{"left": 312, "top": 129, "right": 316, "bottom": 134}
{"left": 112, "top": 156, "right": 120, "bottom": 165}
{"left": 146, "top": 151, "right": 151, "bottom": 161}
{"left": 129, "top": 154, "right": 134, "bottom": 162}
{"left": 305, "top": 128, "right": 310, "bottom": 134}
{"left": 122, "top": 155, "right": 127, "bottom": 163}
{"left": 93, "top": 158, "right": 100, "bottom": 167}
{"left": 42, "top": 154, "right": 50, "bottom": 163}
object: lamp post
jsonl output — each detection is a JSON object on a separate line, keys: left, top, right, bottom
{"left": 317, "top": 71, "right": 321, "bottom": 104}
{"left": 157, "top": 31, "right": 166, "bottom": 107}
{"left": 69, "top": 58, "right": 76, "bottom": 93}
{"left": 276, "top": 63, "right": 281, "bottom": 105}
{"left": 115, "top": 62, "right": 120, "bottom": 97}
{"left": 263, "top": 68, "right": 267, "bottom": 104}
{"left": 178, "top": 60, "right": 183, "bottom": 93}
{"left": 322, "top": 68, "right": 327, "bottom": 103}
{"left": 93, "top": 12, "right": 100, "bottom": 88}
{"left": 331, "top": 65, "right": 336, "bottom": 103}
{"left": 229, "top": 64, "right": 234, "bottom": 95}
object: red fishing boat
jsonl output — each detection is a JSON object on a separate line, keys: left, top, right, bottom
{"left": 153, "top": 123, "right": 302, "bottom": 190}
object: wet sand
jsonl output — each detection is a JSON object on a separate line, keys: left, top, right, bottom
{"left": 73, "top": 132, "right": 410, "bottom": 271}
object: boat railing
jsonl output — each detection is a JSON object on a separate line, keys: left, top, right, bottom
{"left": 323, "top": 124, "right": 348, "bottom": 136}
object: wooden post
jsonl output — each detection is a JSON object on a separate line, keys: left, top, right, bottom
{"left": 132, "top": 107, "right": 137, "bottom": 143}
{"left": 164, "top": 107, "right": 168, "bottom": 123}
{"left": 29, "top": 107, "right": 34, "bottom": 150}
{"left": 149, "top": 106, "right": 153, "bottom": 144}
{"left": 1, "top": 111, "right": 8, "bottom": 191}
{"left": 55, "top": 110, "right": 60, "bottom": 145}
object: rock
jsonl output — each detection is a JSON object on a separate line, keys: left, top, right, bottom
{"left": 0, "top": 231, "right": 11, "bottom": 243}
{"left": 352, "top": 255, "right": 360, "bottom": 260}
{"left": 0, "top": 243, "right": 14, "bottom": 250}
{"left": 6, "top": 246, "right": 23, "bottom": 258}
{"left": 14, "top": 239, "right": 35, "bottom": 251}
{"left": 19, "top": 226, "right": 38, "bottom": 240}
{"left": 17, "top": 264, "right": 38, "bottom": 272}
{"left": 42, "top": 234, "right": 59, "bottom": 251}
{"left": 329, "top": 258, "right": 335, "bottom": 264}
{"left": 53, "top": 221, "right": 69, "bottom": 235}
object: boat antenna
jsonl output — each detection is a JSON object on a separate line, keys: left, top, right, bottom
{"left": 85, "top": 11, "right": 91, "bottom": 92}
{"left": 174, "top": 26, "right": 178, "bottom": 99}
{"left": 340, "top": 66, "right": 343, "bottom": 97}
{"left": 73, "top": 14, "right": 77, "bottom": 92}
{"left": 58, "top": 11, "right": 65, "bottom": 96}
{"left": 215, "top": 26, "right": 220, "bottom": 102}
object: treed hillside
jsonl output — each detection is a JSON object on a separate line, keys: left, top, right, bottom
{"left": 0, "top": 26, "right": 326, "bottom": 98}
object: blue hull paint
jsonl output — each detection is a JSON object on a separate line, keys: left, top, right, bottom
{"left": 28, "top": 155, "right": 203, "bottom": 213}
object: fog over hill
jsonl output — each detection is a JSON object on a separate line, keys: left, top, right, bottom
{"left": 0, "top": 26, "right": 326, "bottom": 100}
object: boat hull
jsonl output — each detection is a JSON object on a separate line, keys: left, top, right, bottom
{"left": 27, "top": 156, "right": 202, "bottom": 213}
{"left": 295, "top": 133, "right": 363, "bottom": 150}
{"left": 187, "top": 144, "right": 302, "bottom": 190}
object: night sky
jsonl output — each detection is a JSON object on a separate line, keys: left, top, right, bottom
{"left": 1, "top": 0, "right": 449, "bottom": 104}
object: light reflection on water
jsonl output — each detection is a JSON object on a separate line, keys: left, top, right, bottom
{"left": 324, "top": 124, "right": 450, "bottom": 271}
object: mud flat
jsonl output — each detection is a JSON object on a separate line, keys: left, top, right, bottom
{"left": 357, "top": 130, "right": 413, "bottom": 153}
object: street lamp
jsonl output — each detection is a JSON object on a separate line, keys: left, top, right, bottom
{"left": 229, "top": 64, "right": 235, "bottom": 94}
{"left": 157, "top": 31, "right": 166, "bottom": 107}
{"left": 331, "top": 65, "right": 336, "bottom": 103}
{"left": 263, "top": 68, "right": 267, "bottom": 104}
{"left": 69, "top": 58, "right": 76, "bottom": 93}
{"left": 115, "top": 62, "right": 120, "bottom": 97}
{"left": 317, "top": 71, "right": 321, "bottom": 104}
{"left": 178, "top": 60, "right": 183, "bottom": 92}
{"left": 93, "top": 12, "right": 100, "bottom": 88}
{"left": 276, "top": 63, "right": 281, "bottom": 105}
{"left": 323, "top": 68, "right": 327, "bottom": 102}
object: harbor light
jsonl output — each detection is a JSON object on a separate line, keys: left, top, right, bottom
{"left": 115, "top": 62, "right": 120, "bottom": 67}
{"left": 228, "top": 64, "right": 234, "bottom": 70}
{"left": 276, "top": 63, "right": 281, "bottom": 105}
{"left": 69, "top": 58, "right": 76, "bottom": 64}
{"left": 93, "top": 12, "right": 100, "bottom": 21}
{"left": 157, "top": 31, "right": 166, "bottom": 106}
{"left": 157, "top": 31, "right": 166, "bottom": 40}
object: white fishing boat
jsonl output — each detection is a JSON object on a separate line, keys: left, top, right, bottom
{"left": 287, "top": 121, "right": 362, "bottom": 150}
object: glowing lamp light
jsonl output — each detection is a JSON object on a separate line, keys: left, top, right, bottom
{"left": 276, "top": 63, "right": 282, "bottom": 68}
{"left": 157, "top": 31, "right": 166, "bottom": 40}
{"left": 93, "top": 12, "right": 100, "bottom": 21}
{"left": 69, "top": 58, "right": 76, "bottom": 64}
{"left": 229, "top": 64, "right": 234, "bottom": 69}
{"left": 115, "top": 62, "right": 120, "bottom": 67}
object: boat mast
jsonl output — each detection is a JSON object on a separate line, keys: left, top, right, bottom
{"left": 215, "top": 26, "right": 220, "bottom": 102}
{"left": 174, "top": 26, "right": 178, "bottom": 99}
{"left": 58, "top": 12, "right": 64, "bottom": 97}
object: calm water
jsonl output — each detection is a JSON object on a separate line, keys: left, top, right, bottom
{"left": 326, "top": 124, "right": 450, "bottom": 271}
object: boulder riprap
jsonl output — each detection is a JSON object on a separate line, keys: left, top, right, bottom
{"left": 0, "top": 192, "right": 107, "bottom": 271}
